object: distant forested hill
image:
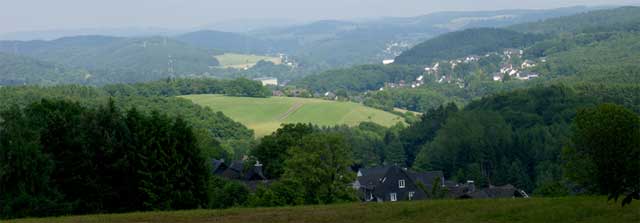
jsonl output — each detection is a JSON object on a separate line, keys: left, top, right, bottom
{"left": 249, "top": 6, "right": 600, "bottom": 68}
{"left": 0, "top": 36, "right": 219, "bottom": 85}
{"left": 510, "top": 6, "right": 640, "bottom": 34}
{"left": 0, "top": 52, "right": 87, "bottom": 85}
{"left": 394, "top": 28, "right": 542, "bottom": 65}
{"left": 176, "top": 30, "right": 279, "bottom": 54}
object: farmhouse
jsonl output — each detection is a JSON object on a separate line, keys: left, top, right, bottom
{"left": 382, "top": 59, "right": 395, "bottom": 65}
{"left": 354, "top": 165, "right": 444, "bottom": 202}
{"left": 254, "top": 77, "right": 278, "bottom": 86}
{"left": 211, "top": 159, "right": 269, "bottom": 190}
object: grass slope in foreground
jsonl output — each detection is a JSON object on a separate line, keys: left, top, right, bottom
{"left": 181, "top": 94, "right": 403, "bottom": 137}
{"left": 9, "top": 197, "right": 639, "bottom": 223}
{"left": 214, "top": 53, "right": 282, "bottom": 69}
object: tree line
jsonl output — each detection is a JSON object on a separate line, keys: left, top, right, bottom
{"left": 0, "top": 99, "right": 209, "bottom": 218}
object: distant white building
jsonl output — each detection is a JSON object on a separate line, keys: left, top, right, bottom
{"left": 493, "top": 74, "right": 503, "bottom": 81}
{"left": 464, "top": 55, "right": 480, "bottom": 63}
{"left": 521, "top": 60, "right": 536, "bottom": 69}
{"left": 254, "top": 77, "right": 278, "bottom": 86}
{"left": 383, "top": 59, "right": 395, "bottom": 65}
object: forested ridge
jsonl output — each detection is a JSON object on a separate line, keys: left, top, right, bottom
{"left": 0, "top": 36, "right": 220, "bottom": 85}
{"left": 394, "top": 28, "right": 543, "bottom": 65}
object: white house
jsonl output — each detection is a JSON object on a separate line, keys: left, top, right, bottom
{"left": 383, "top": 59, "right": 395, "bottom": 65}
{"left": 493, "top": 74, "right": 503, "bottom": 81}
{"left": 253, "top": 77, "right": 278, "bottom": 86}
{"left": 521, "top": 60, "right": 536, "bottom": 69}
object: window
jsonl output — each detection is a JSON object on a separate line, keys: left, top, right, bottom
{"left": 390, "top": 193, "right": 397, "bottom": 202}
{"left": 399, "top": 179, "right": 405, "bottom": 188}
{"left": 408, "top": 191, "right": 415, "bottom": 200}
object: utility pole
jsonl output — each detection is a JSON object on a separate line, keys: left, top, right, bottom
{"left": 167, "top": 54, "right": 175, "bottom": 75}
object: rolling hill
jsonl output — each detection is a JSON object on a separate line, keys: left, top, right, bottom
{"left": 6, "top": 197, "right": 638, "bottom": 223}
{"left": 180, "top": 95, "right": 403, "bottom": 137}
{"left": 176, "top": 30, "right": 279, "bottom": 54}
{"left": 0, "top": 36, "right": 220, "bottom": 84}
{"left": 394, "top": 28, "right": 542, "bottom": 65}
{"left": 510, "top": 6, "right": 640, "bottom": 34}
{"left": 0, "top": 52, "right": 87, "bottom": 85}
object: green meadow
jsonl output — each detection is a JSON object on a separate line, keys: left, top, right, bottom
{"left": 9, "top": 197, "right": 638, "bottom": 223}
{"left": 214, "top": 53, "right": 282, "bottom": 69}
{"left": 181, "top": 95, "right": 404, "bottom": 137}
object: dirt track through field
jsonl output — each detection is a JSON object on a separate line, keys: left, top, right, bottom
{"left": 278, "top": 102, "right": 304, "bottom": 121}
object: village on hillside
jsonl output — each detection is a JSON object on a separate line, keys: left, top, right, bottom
{"left": 379, "top": 48, "right": 543, "bottom": 92}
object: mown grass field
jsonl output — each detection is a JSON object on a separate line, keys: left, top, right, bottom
{"left": 180, "top": 95, "right": 404, "bottom": 137}
{"left": 8, "top": 197, "right": 639, "bottom": 223}
{"left": 214, "top": 53, "right": 282, "bottom": 69}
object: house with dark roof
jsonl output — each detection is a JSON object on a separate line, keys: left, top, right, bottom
{"left": 354, "top": 166, "right": 444, "bottom": 202}
{"left": 211, "top": 159, "right": 269, "bottom": 190}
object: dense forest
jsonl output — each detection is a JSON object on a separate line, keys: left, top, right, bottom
{"left": 0, "top": 52, "right": 88, "bottom": 85}
{"left": 1, "top": 99, "right": 210, "bottom": 217}
{"left": 394, "top": 28, "right": 542, "bottom": 65}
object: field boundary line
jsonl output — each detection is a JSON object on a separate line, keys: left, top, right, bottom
{"left": 278, "top": 102, "right": 304, "bottom": 121}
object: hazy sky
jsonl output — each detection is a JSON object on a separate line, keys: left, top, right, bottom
{"left": 0, "top": 0, "right": 637, "bottom": 33}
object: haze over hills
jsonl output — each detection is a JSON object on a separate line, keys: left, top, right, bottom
{"left": 1, "top": 2, "right": 640, "bottom": 221}
{"left": 0, "top": 27, "right": 186, "bottom": 41}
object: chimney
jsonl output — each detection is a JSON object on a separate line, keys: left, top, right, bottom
{"left": 254, "top": 160, "right": 266, "bottom": 179}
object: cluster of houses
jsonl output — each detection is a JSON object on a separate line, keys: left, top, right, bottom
{"left": 277, "top": 53, "right": 296, "bottom": 67}
{"left": 493, "top": 63, "right": 540, "bottom": 81}
{"left": 212, "top": 159, "right": 528, "bottom": 203}
{"left": 382, "top": 75, "right": 426, "bottom": 90}
{"left": 354, "top": 165, "right": 528, "bottom": 202}
{"left": 312, "top": 48, "right": 545, "bottom": 97}
{"left": 492, "top": 49, "right": 541, "bottom": 81}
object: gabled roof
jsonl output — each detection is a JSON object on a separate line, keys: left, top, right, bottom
{"left": 357, "top": 166, "right": 391, "bottom": 189}
{"left": 244, "top": 165, "right": 267, "bottom": 181}
{"left": 221, "top": 160, "right": 244, "bottom": 180}
{"left": 212, "top": 159, "right": 228, "bottom": 172}
{"left": 359, "top": 166, "right": 390, "bottom": 176}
